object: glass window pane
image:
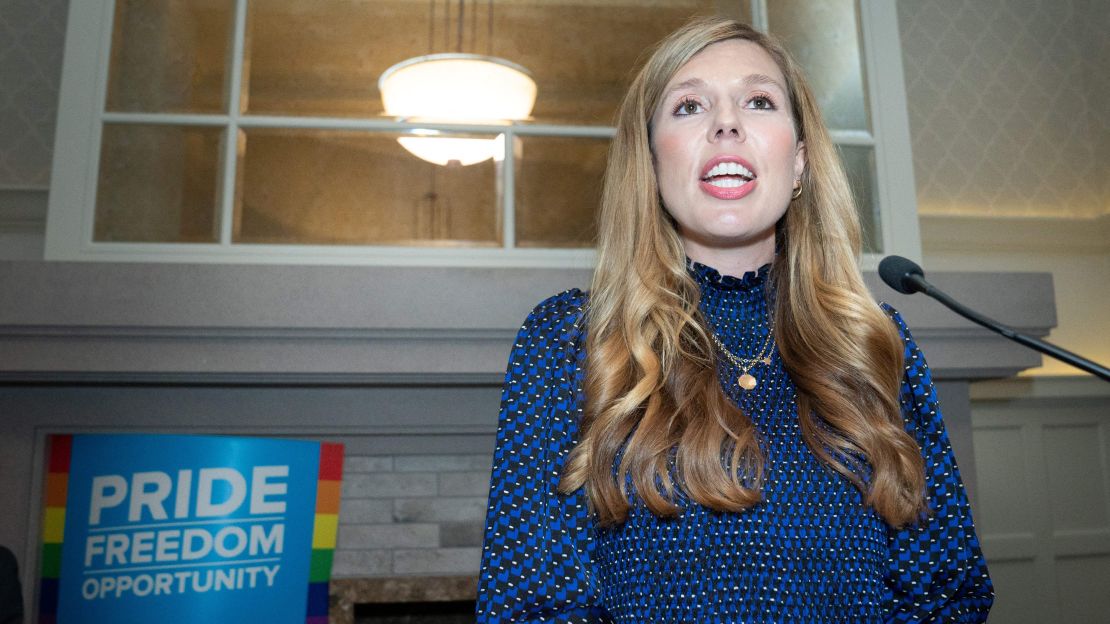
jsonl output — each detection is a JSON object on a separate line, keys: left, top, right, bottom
{"left": 235, "top": 129, "right": 501, "bottom": 245}
{"left": 106, "top": 0, "right": 233, "bottom": 113}
{"left": 501, "top": 1, "right": 751, "bottom": 125}
{"left": 245, "top": 1, "right": 387, "bottom": 117}
{"left": 767, "top": 0, "right": 869, "bottom": 131}
{"left": 515, "top": 136, "right": 608, "bottom": 248}
{"left": 94, "top": 124, "right": 222, "bottom": 243}
{"left": 246, "top": 1, "right": 750, "bottom": 123}
{"left": 837, "top": 144, "right": 880, "bottom": 253}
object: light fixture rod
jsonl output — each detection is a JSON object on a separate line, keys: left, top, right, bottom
{"left": 443, "top": 0, "right": 450, "bottom": 49}
{"left": 470, "top": 0, "right": 478, "bottom": 54}
{"left": 428, "top": 1, "right": 497, "bottom": 60}
{"left": 428, "top": 0, "right": 435, "bottom": 54}
{"left": 457, "top": 0, "right": 464, "bottom": 52}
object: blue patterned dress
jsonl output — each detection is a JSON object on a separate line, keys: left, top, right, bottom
{"left": 477, "top": 261, "right": 993, "bottom": 623}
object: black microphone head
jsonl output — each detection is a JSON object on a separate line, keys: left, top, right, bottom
{"left": 878, "top": 255, "right": 926, "bottom": 295}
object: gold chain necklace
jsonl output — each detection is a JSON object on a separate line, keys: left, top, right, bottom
{"left": 708, "top": 322, "right": 775, "bottom": 391}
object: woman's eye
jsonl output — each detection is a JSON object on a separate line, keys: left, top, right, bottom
{"left": 674, "top": 98, "right": 704, "bottom": 116}
{"left": 747, "top": 95, "right": 776, "bottom": 110}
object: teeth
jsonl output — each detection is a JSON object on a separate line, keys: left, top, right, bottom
{"left": 707, "top": 178, "right": 744, "bottom": 188}
{"left": 704, "top": 161, "right": 754, "bottom": 179}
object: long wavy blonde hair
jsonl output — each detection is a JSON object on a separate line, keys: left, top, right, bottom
{"left": 559, "top": 17, "right": 926, "bottom": 528}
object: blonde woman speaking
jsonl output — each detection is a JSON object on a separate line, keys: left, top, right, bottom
{"left": 477, "top": 17, "right": 993, "bottom": 624}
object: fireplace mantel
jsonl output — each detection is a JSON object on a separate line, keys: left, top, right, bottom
{"left": 0, "top": 261, "right": 1053, "bottom": 381}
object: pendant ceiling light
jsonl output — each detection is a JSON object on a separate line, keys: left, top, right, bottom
{"left": 379, "top": 1, "right": 537, "bottom": 166}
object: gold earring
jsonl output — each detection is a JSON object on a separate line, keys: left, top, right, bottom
{"left": 791, "top": 180, "right": 802, "bottom": 200}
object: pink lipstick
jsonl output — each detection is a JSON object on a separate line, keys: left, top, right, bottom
{"left": 699, "top": 155, "right": 757, "bottom": 200}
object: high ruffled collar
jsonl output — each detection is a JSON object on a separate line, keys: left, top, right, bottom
{"left": 686, "top": 258, "right": 772, "bottom": 292}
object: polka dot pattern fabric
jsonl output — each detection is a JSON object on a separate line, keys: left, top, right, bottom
{"left": 476, "top": 262, "right": 993, "bottom": 623}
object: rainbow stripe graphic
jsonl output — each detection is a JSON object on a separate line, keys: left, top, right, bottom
{"left": 306, "top": 442, "right": 343, "bottom": 623}
{"left": 40, "top": 434, "right": 71, "bottom": 624}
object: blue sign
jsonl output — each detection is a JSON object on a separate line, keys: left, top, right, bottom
{"left": 52, "top": 434, "right": 327, "bottom": 624}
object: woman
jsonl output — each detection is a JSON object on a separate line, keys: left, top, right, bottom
{"left": 477, "top": 17, "right": 992, "bottom": 623}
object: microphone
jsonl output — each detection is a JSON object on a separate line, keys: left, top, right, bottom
{"left": 877, "top": 255, "right": 928, "bottom": 295}
{"left": 878, "top": 255, "right": 1110, "bottom": 382}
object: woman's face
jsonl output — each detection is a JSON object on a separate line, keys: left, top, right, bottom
{"left": 651, "top": 39, "right": 805, "bottom": 269}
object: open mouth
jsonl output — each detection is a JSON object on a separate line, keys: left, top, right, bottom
{"left": 701, "top": 160, "right": 755, "bottom": 188}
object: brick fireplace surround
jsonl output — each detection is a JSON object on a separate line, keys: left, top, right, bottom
{"left": 0, "top": 261, "right": 1056, "bottom": 621}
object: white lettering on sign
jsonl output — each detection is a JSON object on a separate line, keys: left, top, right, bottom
{"left": 196, "top": 468, "right": 246, "bottom": 518}
{"left": 129, "top": 472, "right": 171, "bottom": 522}
{"left": 86, "top": 466, "right": 290, "bottom": 524}
{"left": 81, "top": 463, "right": 294, "bottom": 601}
{"left": 80, "top": 565, "right": 282, "bottom": 600}
{"left": 89, "top": 476, "right": 127, "bottom": 524}
{"left": 250, "top": 465, "right": 288, "bottom": 514}
{"left": 84, "top": 524, "right": 284, "bottom": 567}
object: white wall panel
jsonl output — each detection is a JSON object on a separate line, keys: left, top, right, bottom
{"left": 971, "top": 377, "right": 1110, "bottom": 623}
{"left": 1056, "top": 555, "right": 1110, "bottom": 624}
{"left": 984, "top": 559, "right": 1040, "bottom": 624}
{"left": 1043, "top": 425, "right": 1109, "bottom": 532}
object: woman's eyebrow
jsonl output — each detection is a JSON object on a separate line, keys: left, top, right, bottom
{"left": 664, "top": 73, "right": 787, "bottom": 98}
{"left": 743, "top": 73, "right": 787, "bottom": 93}
{"left": 663, "top": 77, "right": 708, "bottom": 97}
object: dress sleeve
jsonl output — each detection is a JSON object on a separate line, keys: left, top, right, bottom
{"left": 476, "top": 290, "right": 609, "bottom": 624}
{"left": 881, "top": 305, "right": 994, "bottom": 623}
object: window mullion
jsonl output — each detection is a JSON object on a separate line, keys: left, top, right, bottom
{"left": 829, "top": 129, "right": 875, "bottom": 146}
{"left": 218, "top": 0, "right": 250, "bottom": 246}
{"left": 101, "top": 112, "right": 230, "bottom": 126}
{"left": 502, "top": 128, "right": 516, "bottom": 249}
{"left": 751, "top": 0, "right": 769, "bottom": 32}
{"left": 86, "top": 0, "right": 118, "bottom": 246}
{"left": 857, "top": 0, "right": 922, "bottom": 263}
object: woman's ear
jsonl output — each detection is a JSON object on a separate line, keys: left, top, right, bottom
{"left": 793, "top": 141, "right": 807, "bottom": 180}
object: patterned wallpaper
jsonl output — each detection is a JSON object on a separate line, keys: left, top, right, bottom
{"left": 898, "top": 0, "right": 1109, "bottom": 218}
{"left": 1, "top": 0, "right": 1106, "bottom": 217}
{"left": 0, "top": 0, "right": 67, "bottom": 189}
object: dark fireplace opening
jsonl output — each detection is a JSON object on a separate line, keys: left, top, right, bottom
{"left": 354, "top": 600, "right": 477, "bottom": 623}
{"left": 332, "top": 575, "right": 479, "bottom": 624}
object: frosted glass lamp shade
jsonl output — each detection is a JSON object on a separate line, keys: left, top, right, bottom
{"left": 380, "top": 53, "right": 536, "bottom": 122}
{"left": 397, "top": 134, "right": 506, "bottom": 167}
{"left": 380, "top": 53, "right": 535, "bottom": 165}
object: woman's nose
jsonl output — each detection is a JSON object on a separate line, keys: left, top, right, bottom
{"left": 709, "top": 107, "right": 745, "bottom": 142}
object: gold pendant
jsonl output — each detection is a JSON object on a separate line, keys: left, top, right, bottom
{"left": 738, "top": 373, "right": 757, "bottom": 390}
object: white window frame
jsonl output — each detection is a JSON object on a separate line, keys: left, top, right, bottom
{"left": 45, "top": 0, "right": 921, "bottom": 268}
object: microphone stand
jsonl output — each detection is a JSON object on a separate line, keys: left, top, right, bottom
{"left": 899, "top": 272, "right": 1110, "bottom": 383}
